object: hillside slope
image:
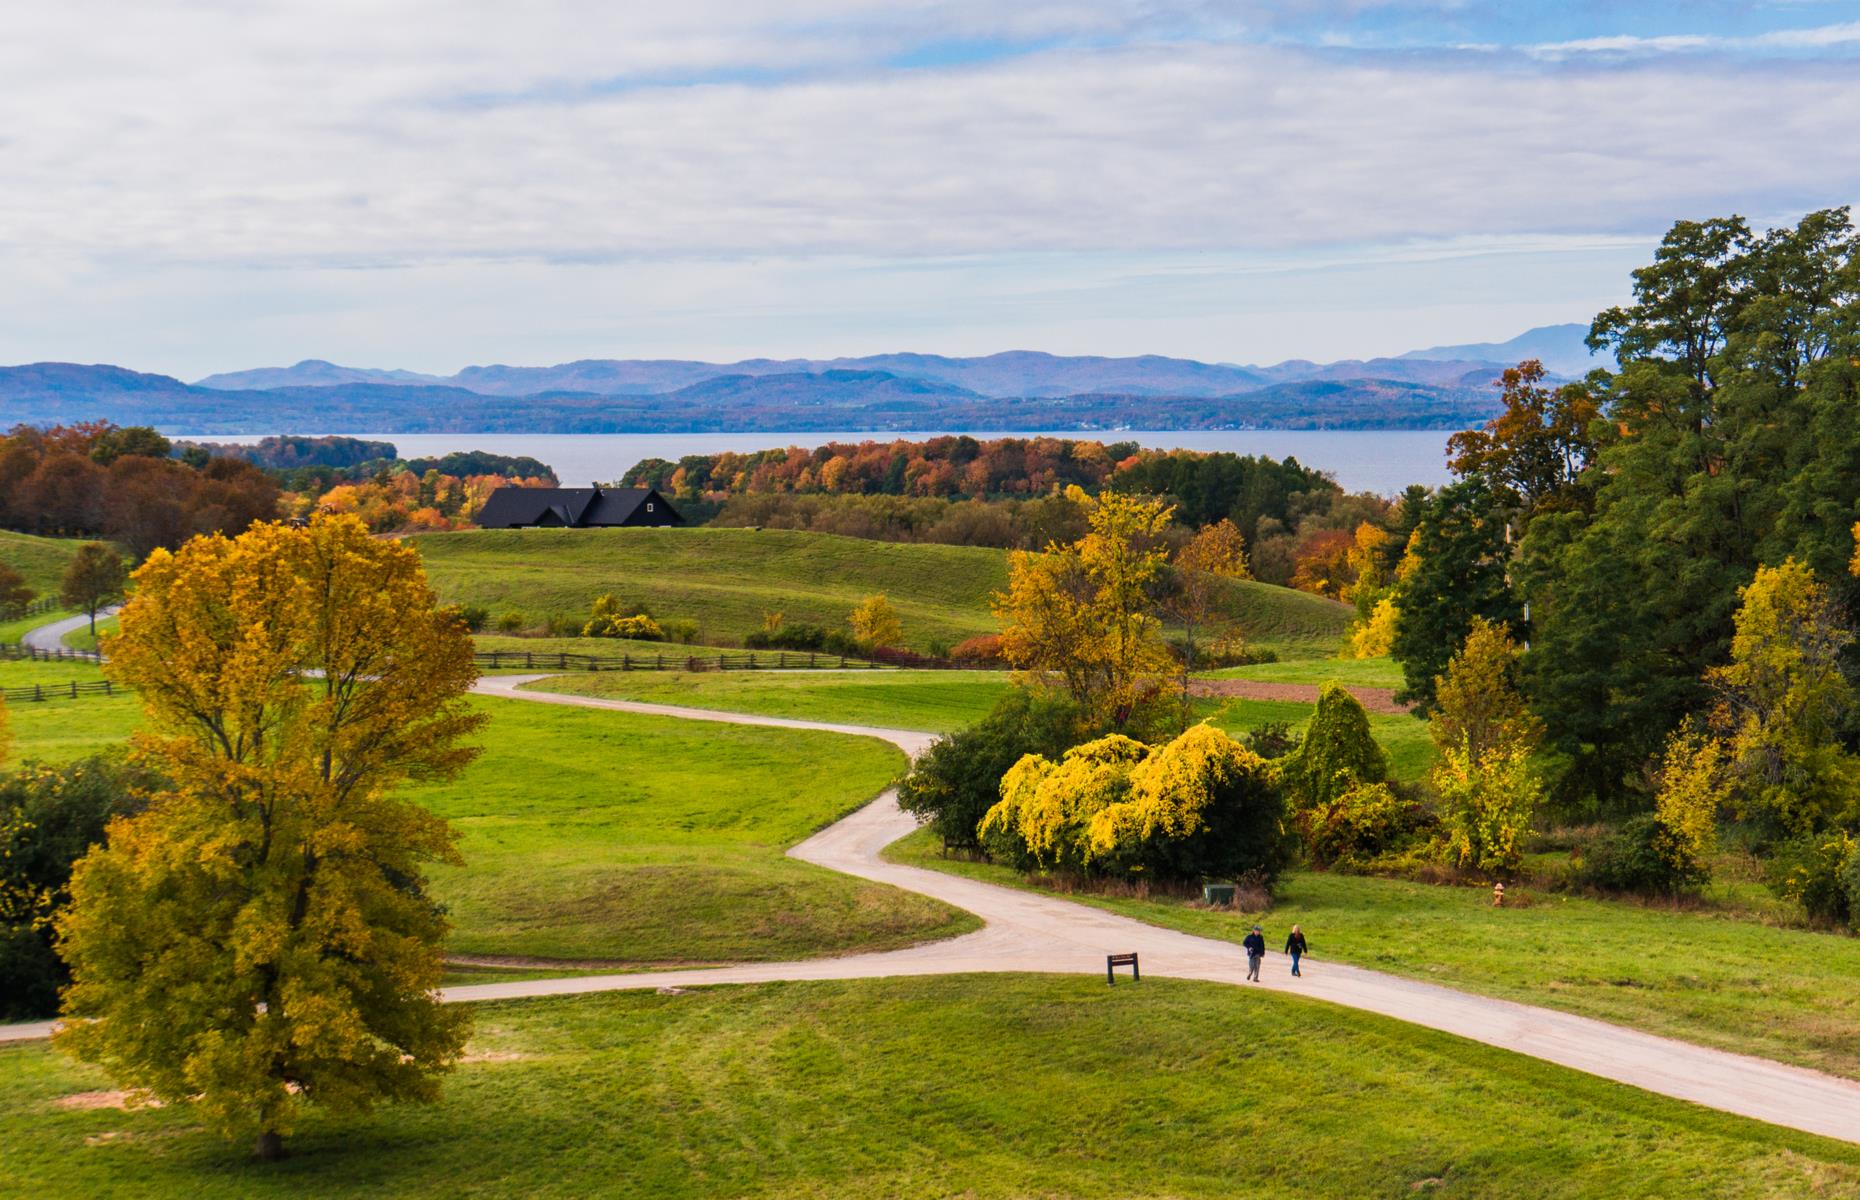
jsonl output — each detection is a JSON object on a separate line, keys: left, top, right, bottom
{"left": 412, "top": 527, "right": 1352, "bottom": 656}
{"left": 0, "top": 530, "right": 85, "bottom": 595}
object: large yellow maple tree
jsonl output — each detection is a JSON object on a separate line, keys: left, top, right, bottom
{"left": 56, "top": 514, "right": 483, "bottom": 1160}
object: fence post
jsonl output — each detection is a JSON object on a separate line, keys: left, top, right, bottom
{"left": 34, "top": 685, "right": 42, "bottom": 701}
{"left": 525, "top": 651, "right": 534, "bottom": 669}
{"left": 718, "top": 654, "right": 725, "bottom": 671}
{"left": 70, "top": 680, "right": 77, "bottom": 698}
{"left": 623, "top": 653, "right": 631, "bottom": 672}
{"left": 657, "top": 654, "right": 664, "bottom": 670}
{"left": 778, "top": 652, "right": 786, "bottom": 669}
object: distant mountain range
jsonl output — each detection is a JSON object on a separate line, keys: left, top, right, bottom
{"left": 0, "top": 324, "right": 1612, "bottom": 434}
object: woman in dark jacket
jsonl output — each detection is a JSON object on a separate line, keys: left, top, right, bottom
{"left": 1283, "top": 925, "right": 1308, "bottom": 977}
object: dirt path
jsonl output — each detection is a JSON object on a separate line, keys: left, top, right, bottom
{"left": 10, "top": 671, "right": 1860, "bottom": 1146}
{"left": 1190, "top": 677, "right": 1412, "bottom": 714}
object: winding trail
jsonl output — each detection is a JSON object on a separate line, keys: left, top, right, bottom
{"left": 8, "top": 668, "right": 1860, "bottom": 1146}
{"left": 20, "top": 609, "right": 112, "bottom": 654}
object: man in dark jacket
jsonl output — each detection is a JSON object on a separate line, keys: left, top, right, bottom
{"left": 1284, "top": 925, "right": 1308, "bottom": 976}
{"left": 1243, "top": 925, "right": 1266, "bottom": 981}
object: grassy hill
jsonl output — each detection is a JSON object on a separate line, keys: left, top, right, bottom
{"left": 413, "top": 527, "right": 1353, "bottom": 656}
{"left": 0, "top": 530, "right": 85, "bottom": 596}
{"left": 414, "top": 527, "right": 1007, "bottom": 652}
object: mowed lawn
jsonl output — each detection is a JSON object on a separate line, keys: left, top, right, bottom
{"left": 8, "top": 975, "right": 1860, "bottom": 1199}
{"left": 0, "top": 659, "right": 141, "bottom": 762}
{"left": 1207, "top": 654, "right": 1405, "bottom": 688}
{"left": 414, "top": 527, "right": 1009, "bottom": 652}
{"left": 529, "top": 669, "right": 1013, "bottom": 734}
{"left": 411, "top": 696, "right": 973, "bottom": 964}
{"left": 890, "top": 832, "right": 1860, "bottom": 1082}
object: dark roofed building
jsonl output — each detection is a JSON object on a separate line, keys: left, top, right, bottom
{"left": 477, "top": 485, "right": 683, "bottom": 530}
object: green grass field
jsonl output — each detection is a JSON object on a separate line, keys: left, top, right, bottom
{"left": 415, "top": 526, "right": 1353, "bottom": 658}
{"left": 1, "top": 658, "right": 140, "bottom": 763}
{"left": 530, "top": 670, "right": 1014, "bottom": 734}
{"left": 415, "top": 527, "right": 1008, "bottom": 653}
{"left": 890, "top": 833, "right": 1860, "bottom": 1081}
{"left": 1209, "top": 654, "right": 1405, "bottom": 688}
{"left": 6, "top": 974, "right": 1858, "bottom": 1198}
{"left": 0, "top": 530, "right": 85, "bottom": 597}
{"left": 412, "top": 696, "right": 971, "bottom": 964}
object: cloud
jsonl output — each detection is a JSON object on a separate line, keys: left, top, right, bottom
{"left": 1, "top": 15, "right": 1855, "bottom": 271}
{"left": 1527, "top": 19, "right": 1860, "bottom": 58}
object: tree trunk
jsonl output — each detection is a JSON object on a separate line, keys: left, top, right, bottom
{"left": 254, "top": 1130, "right": 286, "bottom": 1161}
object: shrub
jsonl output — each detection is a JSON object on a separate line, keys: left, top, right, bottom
{"left": 898, "top": 691, "right": 1086, "bottom": 854}
{"left": 1285, "top": 683, "right": 1388, "bottom": 809}
{"left": 949, "top": 634, "right": 1005, "bottom": 666}
{"left": 1241, "top": 721, "right": 1301, "bottom": 760}
{"left": 1434, "top": 740, "right": 1541, "bottom": 878}
{"left": 660, "top": 617, "right": 700, "bottom": 645}
{"left": 545, "top": 612, "right": 581, "bottom": 638}
{"left": 745, "top": 623, "right": 829, "bottom": 651}
{"left": 583, "top": 594, "right": 666, "bottom": 640}
{"left": 1766, "top": 831, "right": 1858, "bottom": 925}
{"left": 978, "top": 723, "right": 1290, "bottom": 884}
{"left": 1, "top": 757, "right": 159, "bottom": 1020}
{"left": 1581, "top": 813, "right": 1710, "bottom": 894}
{"left": 456, "top": 604, "right": 489, "bottom": 633}
{"left": 1300, "top": 780, "right": 1434, "bottom": 871}
{"left": 495, "top": 610, "right": 526, "bottom": 633}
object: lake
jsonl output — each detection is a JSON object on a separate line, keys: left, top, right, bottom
{"left": 206, "top": 430, "right": 1456, "bottom": 495}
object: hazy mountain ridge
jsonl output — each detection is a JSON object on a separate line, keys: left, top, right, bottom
{"left": 189, "top": 323, "right": 1592, "bottom": 399}
{"left": 1, "top": 324, "right": 1595, "bottom": 433}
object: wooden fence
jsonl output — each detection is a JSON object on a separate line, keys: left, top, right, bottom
{"left": 0, "top": 642, "right": 102, "bottom": 665}
{"left": 474, "top": 649, "right": 883, "bottom": 673}
{"left": 2, "top": 678, "right": 122, "bottom": 704}
{"left": 0, "top": 597, "right": 61, "bottom": 621}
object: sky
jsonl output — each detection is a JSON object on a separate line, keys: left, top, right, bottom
{"left": 2, "top": 1, "right": 1857, "bottom": 379}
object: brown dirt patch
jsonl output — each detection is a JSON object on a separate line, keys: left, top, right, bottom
{"left": 56, "top": 1090, "right": 159, "bottom": 1112}
{"left": 1189, "top": 678, "right": 1413, "bottom": 715}
{"left": 461, "top": 1050, "right": 535, "bottom": 1065}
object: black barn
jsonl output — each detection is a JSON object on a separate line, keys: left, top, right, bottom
{"left": 477, "top": 485, "right": 683, "bottom": 530}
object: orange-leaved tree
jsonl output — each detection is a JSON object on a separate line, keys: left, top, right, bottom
{"left": 994, "top": 486, "right": 1175, "bottom": 729}
{"left": 55, "top": 513, "right": 483, "bottom": 1161}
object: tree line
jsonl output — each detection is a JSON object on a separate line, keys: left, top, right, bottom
{"left": 1373, "top": 208, "right": 1860, "bottom": 914}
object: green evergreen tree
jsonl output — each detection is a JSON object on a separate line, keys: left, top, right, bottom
{"left": 1288, "top": 683, "right": 1388, "bottom": 810}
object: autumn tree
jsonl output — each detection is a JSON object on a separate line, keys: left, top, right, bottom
{"left": 56, "top": 514, "right": 483, "bottom": 1160}
{"left": 59, "top": 542, "right": 127, "bottom": 635}
{"left": 1434, "top": 741, "right": 1539, "bottom": 878}
{"left": 1430, "top": 618, "right": 1542, "bottom": 765}
{"left": 994, "top": 487, "right": 1176, "bottom": 728}
{"left": 1446, "top": 360, "right": 1601, "bottom": 520}
{"left": 849, "top": 593, "right": 903, "bottom": 649}
{"left": 0, "top": 560, "right": 32, "bottom": 616}
{"left": 979, "top": 723, "right": 1286, "bottom": 883}
{"left": 1163, "top": 518, "right": 1250, "bottom": 692}
{"left": 1708, "top": 559, "right": 1858, "bottom": 835}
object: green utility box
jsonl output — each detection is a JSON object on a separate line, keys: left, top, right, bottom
{"left": 1202, "top": 883, "right": 1236, "bottom": 906}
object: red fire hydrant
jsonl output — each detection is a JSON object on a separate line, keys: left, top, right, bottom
{"left": 1492, "top": 881, "right": 1505, "bottom": 908}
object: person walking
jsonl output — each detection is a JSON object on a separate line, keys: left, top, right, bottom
{"left": 1242, "top": 925, "right": 1266, "bottom": 982}
{"left": 1284, "top": 925, "right": 1308, "bottom": 977}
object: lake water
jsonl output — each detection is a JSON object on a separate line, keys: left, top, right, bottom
{"left": 207, "top": 430, "right": 1455, "bottom": 495}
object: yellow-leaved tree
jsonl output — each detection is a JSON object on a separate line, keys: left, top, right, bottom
{"left": 56, "top": 514, "right": 484, "bottom": 1161}
{"left": 994, "top": 487, "right": 1176, "bottom": 728}
{"left": 1709, "top": 558, "right": 1857, "bottom": 834}
{"left": 1164, "top": 518, "right": 1250, "bottom": 693}
{"left": 848, "top": 593, "right": 903, "bottom": 650}
{"left": 978, "top": 724, "right": 1284, "bottom": 882}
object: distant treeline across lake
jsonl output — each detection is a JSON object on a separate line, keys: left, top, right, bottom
{"left": 198, "top": 430, "right": 1456, "bottom": 495}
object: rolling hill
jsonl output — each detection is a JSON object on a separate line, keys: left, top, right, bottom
{"left": 409, "top": 526, "right": 1352, "bottom": 656}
